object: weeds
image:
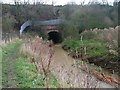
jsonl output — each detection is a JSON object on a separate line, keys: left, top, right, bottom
{"left": 62, "top": 37, "right": 107, "bottom": 58}
{"left": 20, "top": 36, "right": 56, "bottom": 88}
{"left": 2, "top": 39, "right": 22, "bottom": 87}
{"left": 62, "top": 26, "right": 119, "bottom": 87}
{"left": 15, "top": 56, "right": 59, "bottom": 88}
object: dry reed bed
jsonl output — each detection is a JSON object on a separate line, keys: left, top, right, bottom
{"left": 81, "top": 26, "right": 119, "bottom": 47}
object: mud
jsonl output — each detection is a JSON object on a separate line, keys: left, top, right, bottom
{"left": 50, "top": 45, "right": 116, "bottom": 88}
{"left": 88, "top": 57, "right": 120, "bottom": 77}
{"left": 62, "top": 44, "right": 120, "bottom": 79}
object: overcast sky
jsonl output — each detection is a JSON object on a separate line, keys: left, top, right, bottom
{"left": 1, "top": 0, "right": 115, "bottom": 5}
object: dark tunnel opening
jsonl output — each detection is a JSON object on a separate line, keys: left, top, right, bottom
{"left": 48, "top": 31, "right": 62, "bottom": 44}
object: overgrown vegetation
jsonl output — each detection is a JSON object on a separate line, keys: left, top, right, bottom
{"left": 62, "top": 27, "right": 119, "bottom": 77}
{"left": 1, "top": 1, "right": 119, "bottom": 88}
{"left": 15, "top": 57, "right": 59, "bottom": 88}
{"left": 2, "top": 39, "right": 22, "bottom": 87}
{"left": 60, "top": 4, "right": 118, "bottom": 37}
{"left": 2, "top": 3, "right": 118, "bottom": 36}
{"left": 2, "top": 39, "right": 59, "bottom": 88}
{"left": 63, "top": 38, "right": 107, "bottom": 57}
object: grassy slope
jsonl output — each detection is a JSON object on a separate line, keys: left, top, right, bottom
{"left": 15, "top": 57, "right": 60, "bottom": 88}
{"left": 63, "top": 37, "right": 120, "bottom": 79}
{"left": 1, "top": 39, "right": 59, "bottom": 88}
{"left": 63, "top": 38, "right": 107, "bottom": 57}
{"left": 2, "top": 39, "right": 22, "bottom": 87}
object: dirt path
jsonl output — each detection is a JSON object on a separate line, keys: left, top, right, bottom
{"left": 50, "top": 45, "right": 116, "bottom": 88}
{"left": 2, "top": 43, "right": 21, "bottom": 88}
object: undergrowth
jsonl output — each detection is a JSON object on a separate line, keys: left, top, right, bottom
{"left": 2, "top": 39, "right": 59, "bottom": 88}
{"left": 2, "top": 39, "right": 22, "bottom": 87}
{"left": 63, "top": 38, "right": 107, "bottom": 57}
{"left": 15, "top": 56, "right": 60, "bottom": 88}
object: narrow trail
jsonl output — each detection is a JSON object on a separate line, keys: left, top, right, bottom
{"left": 50, "top": 45, "right": 116, "bottom": 88}
{"left": 2, "top": 43, "right": 21, "bottom": 88}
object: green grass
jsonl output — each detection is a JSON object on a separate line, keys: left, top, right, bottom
{"left": 2, "top": 39, "right": 22, "bottom": 87}
{"left": 15, "top": 56, "right": 60, "bottom": 88}
{"left": 84, "top": 39, "right": 107, "bottom": 57}
{"left": 1, "top": 39, "right": 59, "bottom": 88}
{"left": 2, "top": 39, "right": 22, "bottom": 60}
{"left": 63, "top": 38, "right": 108, "bottom": 57}
{"left": 15, "top": 57, "right": 37, "bottom": 88}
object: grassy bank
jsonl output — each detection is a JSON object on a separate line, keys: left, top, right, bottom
{"left": 62, "top": 37, "right": 119, "bottom": 77}
{"left": 62, "top": 38, "right": 107, "bottom": 57}
{"left": 15, "top": 56, "right": 60, "bottom": 88}
{"left": 2, "top": 39, "right": 22, "bottom": 87}
{"left": 2, "top": 39, "right": 59, "bottom": 88}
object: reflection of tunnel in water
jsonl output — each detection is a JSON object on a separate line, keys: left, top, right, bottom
{"left": 48, "top": 31, "right": 62, "bottom": 44}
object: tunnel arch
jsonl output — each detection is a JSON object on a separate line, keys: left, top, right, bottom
{"left": 48, "top": 31, "right": 62, "bottom": 44}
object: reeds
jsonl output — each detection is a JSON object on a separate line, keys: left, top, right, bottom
{"left": 81, "top": 26, "right": 119, "bottom": 47}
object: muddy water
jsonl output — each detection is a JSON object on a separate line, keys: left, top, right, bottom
{"left": 50, "top": 45, "right": 116, "bottom": 88}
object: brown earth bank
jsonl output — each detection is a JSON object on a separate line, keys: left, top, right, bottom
{"left": 50, "top": 45, "right": 118, "bottom": 88}
{"left": 62, "top": 45, "right": 119, "bottom": 76}
{"left": 88, "top": 56, "right": 120, "bottom": 76}
{"left": 62, "top": 45, "right": 120, "bottom": 87}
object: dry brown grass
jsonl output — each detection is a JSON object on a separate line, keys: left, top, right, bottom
{"left": 0, "top": 37, "right": 20, "bottom": 47}
{"left": 20, "top": 36, "right": 54, "bottom": 88}
{"left": 81, "top": 26, "right": 119, "bottom": 47}
{"left": 90, "top": 70, "right": 120, "bottom": 87}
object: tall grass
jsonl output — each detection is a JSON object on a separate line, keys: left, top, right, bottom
{"left": 81, "top": 26, "right": 119, "bottom": 47}
{"left": 20, "top": 36, "right": 55, "bottom": 88}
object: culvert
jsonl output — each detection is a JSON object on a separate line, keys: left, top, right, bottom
{"left": 48, "top": 31, "right": 62, "bottom": 44}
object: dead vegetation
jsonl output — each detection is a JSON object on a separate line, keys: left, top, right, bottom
{"left": 62, "top": 26, "right": 119, "bottom": 87}
{"left": 90, "top": 70, "right": 120, "bottom": 87}
{"left": 81, "top": 26, "right": 119, "bottom": 47}
{"left": 19, "top": 37, "right": 107, "bottom": 88}
{"left": 20, "top": 36, "right": 54, "bottom": 88}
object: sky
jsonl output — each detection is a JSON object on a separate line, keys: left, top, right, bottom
{"left": 1, "top": 0, "right": 115, "bottom": 5}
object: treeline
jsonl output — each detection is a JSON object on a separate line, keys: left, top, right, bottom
{"left": 2, "top": 3, "right": 118, "bottom": 36}
{"left": 2, "top": 4, "right": 59, "bottom": 32}
{"left": 60, "top": 4, "right": 118, "bottom": 38}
